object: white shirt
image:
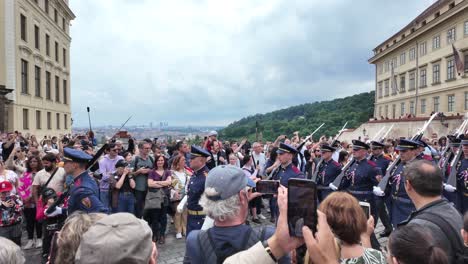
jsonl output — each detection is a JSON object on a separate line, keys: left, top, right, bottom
{"left": 252, "top": 152, "right": 266, "bottom": 176}
{"left": 32, "top": 167, "right": 66, "bottom": 193}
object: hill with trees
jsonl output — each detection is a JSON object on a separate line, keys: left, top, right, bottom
{"left": 219, "top": 91, "right": 375, "bottom": 141}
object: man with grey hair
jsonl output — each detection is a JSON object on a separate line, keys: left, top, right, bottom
{"left": 185, "top": 165, "right": 290, "bottom": 264}
{"left": 399, "top": 160, "right": 464, "bottom": 264}
{"left": 130, "top": 141, "right": 154, "bottom": 218}
{"left": 0, "top": 237, "right": 25, "bottom": 264}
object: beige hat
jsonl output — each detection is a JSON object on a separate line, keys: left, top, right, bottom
{"left": 75, "top": 213, "right": 153, "bottom": 264}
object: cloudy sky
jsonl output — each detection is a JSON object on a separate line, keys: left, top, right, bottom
{"left": 69, "top": 0, "right": 432, "bottom": 127}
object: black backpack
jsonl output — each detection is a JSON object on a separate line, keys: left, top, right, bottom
{"left": 415, "top": 212, "right": 468, "bottom": 264}
{"left": 197, "top": 227, "right": 267, "bottom": 264}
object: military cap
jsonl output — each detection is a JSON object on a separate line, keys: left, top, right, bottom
{"left": 115, "top": 160, "right": 128, "bottom": 168}
{"left": 277, "top": 143, "right": 298, "bottom": 154}
{"left": 320, "top": 144, "right": 336, "bottom": 152}
{"left": 370, "top": 141, "right": 385, "bottom": 148}
{"left": 63, "top": 147, "right": 93, "bottom": 163}
{"left": 415, "top": 139, "right": 428, "bottom": 148}
{"left": 352, "top": 140, "right": 370, "bottom": 150}
{"left": 395, "top": 139, "right": 420, "bottom": 151}
{"left": 204, "top": 165, "right": 256, "bottom": 201}
{"left": 190, "top": 145, "right": 210, "bottom": 159}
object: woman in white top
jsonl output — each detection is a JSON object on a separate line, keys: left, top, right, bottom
{"left": 170, "top": 154, "right": 192, "bottom": 239}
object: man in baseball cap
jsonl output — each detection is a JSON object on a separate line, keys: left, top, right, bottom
{"left": 185, "top": 165, "right": 289, "bottom": 264}
{"left": 75, "top": 213, "right": 158, "bottom": 264}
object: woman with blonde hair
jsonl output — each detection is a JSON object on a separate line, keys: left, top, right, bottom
{"left": 170, "top": 154, "right": 191, "bottom": 239}
{"left": 54, "top": 212, "right": 106, "bottom": 264}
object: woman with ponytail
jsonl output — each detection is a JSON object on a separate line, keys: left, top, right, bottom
{"left": 387, "top": 224, "right": 449, "bottom": 264}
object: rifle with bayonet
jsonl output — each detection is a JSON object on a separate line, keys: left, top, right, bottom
{"left": 373, "top": 112, "right": 439, "bottom": 196}
{"left": 439, "top": 119, "right": 468, "bottom": 180}
{"left": 295, "top": 123, "right": 325, "bottom": 174}
{"left": 444, "top": 113, "right": 468, "bottom": 192}
{"left": 310, "top": 122, "right": 347, "bottom": 182}
{"left": 329, "top": 125, "right": 387, "bottom": 191}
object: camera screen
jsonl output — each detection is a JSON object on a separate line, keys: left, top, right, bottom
{"left": 256, "top": 180, "right": 279, "bottom": 194}
{"left": 288, "top": 179, "right": 317, "bottom": 237}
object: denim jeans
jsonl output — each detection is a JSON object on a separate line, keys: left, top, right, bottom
{"left": 99, "top": 190, "right": 110, "bottom": 211}
{"left": 117, "top": 192, "right": 135, "bottom": 214}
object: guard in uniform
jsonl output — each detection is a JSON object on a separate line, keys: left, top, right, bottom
{"left": 316, "top": 144, "right": 342, "bottom": 202}
{"left": 340, "top": 140, "right": 379, "bottom": 218}
{"left": 186, "top": 145, "right": 210, "bottom": 235}
{"left": 45, "top": 147, "right": 108, "bottom": 216}
{"left": 389, "top": 139, "right": 419, "bottom": 227}
{"left": 369, "top": 141, "right": 392, "bottom": 237}
{"left": 270, "top": 143, "right": 304, "bottom": 221}
{"left": 441, "top": 137, "right": 460, "bottom": 205}
{"left": 456, "top": 139, "right": 468, "bottom": 214}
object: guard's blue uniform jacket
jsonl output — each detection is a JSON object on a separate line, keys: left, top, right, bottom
{"left": 273, "top": 162, "right": 304, "bottom": 187}
{"left": 456, "top": 158, "right": 468, "bottom": 214}
{"left": 186, "top": 166, "right": 209, "bottom": 235}
{"left": 341, "top": 158, "right": 379, "bottom": 217}
{"left": 316, "top": 159, "right": 341, "bottom": 202}
{"left": 370, "top": 154, "right": 391, "bottom": 175}
{"left": 389, "top": 160, "right": 416, "bottom": 226}
{"left": 67, "top": 171, "right": 108, "bottom": 215}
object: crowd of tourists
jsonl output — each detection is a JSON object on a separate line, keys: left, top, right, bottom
{"left": 0, "top": 127, "right": 467, "bottom": 264}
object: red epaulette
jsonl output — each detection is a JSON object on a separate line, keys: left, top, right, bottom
{"left": 367, "top": 160, "right": 377, "bottom": 167}
{"left": 185, "top": 166, "right": 194, "bottom": 174}
{"left": 384, "top": 155, "right": 392, "bottom": 161}
{"left": 423, "top": 155, "right": 433, "bottom": 161}
{"left": 332, "top": 160, "right": 341, "bottom": 167}
{"left": 292, "top": 166, "right": 301, "bottom": 173}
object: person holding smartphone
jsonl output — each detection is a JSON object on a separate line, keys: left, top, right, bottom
{"left": 0, "top": 181, "right": 23, "bottom": 246}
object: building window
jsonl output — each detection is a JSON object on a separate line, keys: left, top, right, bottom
{"left": 62, "top": 18, "right": 66, "bottom": 31}
{"left": 36, "top": 110, "right": 41, "bottom": 129}
{"left": 23, "top": 109, "right": 29, "bottom": 130}
{"left": 392, "top": 57, "right": 397, "bottom": 68}
{"left": 384, "top": 79, "right": 389, "bottom": 96}
{"left": 448, "top": 95, "right": 455, "bottom": 112}
{"left": 420, "top": 68, "right": 427, "bottom": 87}
{"left": 34, "top": 66, "right": 41, "bottom": 97}
{"left": 34, "top": 25, "right": 40, "bottom": 49}
{"left": 409, "top": 71, "right": 415, "bottom": 90}
{"left": 447, "top": 27, "right": 456, "bottom": 44}
{"left": 421, "top": 99, "right": 426, "bottom": 114}
{"left": 410, "top": 101, "right": 415, "bottom": 115}
{"left": 465, "top": 54, "right": 468, "bottom": 72}
{"left": 56, "top": 113, "right": 60, "bottom": 129}
{"left": 433, "top": 64, "right": 440, "bottom": 83}
{"left": 378, "top": 106, "right": 382, "bottom": 118}
{"left": 399, "top": 75, "right": 405, "bottom": 92}
{"left": 46, "top": 71, "right": 51, "bottom": 99}
{"left": 63, "top": 79, "right": 67, "bottom": 104}
{"left": 64, "top": 114, "right": 68, "bottom": 129}
{"left": 447, "top": 58, "right": 455, "bottom": 80}
{"left": 378, "top": 82, "right": 382, "bottom": 98}
{"left": 409, "top": 47, "right": 416, "bottom": 61}
{"left": 432, "top": 35, "right": 440, "bottom": 50}
{"left": 46, "top": 34, "right": 50, "bottom": 56}
{"left": 45, "top": 0, "right": 49, "bottom": 14}
{"left": 419, "top": 42, "right": 427, "bottom": 56}
{"left": 465, "top": 21, "right": 468, "bottom": 36}
{"left": 433, "top": 97, "right": 440, "bottom": 112}
{"left": 384, "top": 61, "right": 389, "bottom": 72}
{"left": 54, "top": 8, "right": 58, "bottom": 23}
{"left": 63, "top": 48, "right": 66, "bottom": 67}
{"left": 55, "top": 76, "right": 60, "bottom": 102}
{"left": 20, "top": 14, "right": 27, "bottom": 41}
{"left": 55, "top": 42, "right": 59, "bottom": 62}
{"left": 392, "top": 104, "right": 396, "bottom": 119}
{"left": 21, "top": 59, "right": 28, "bottom": 94}
{"left": 47, "top": 112, "right": 51, "bottom": 129}
{"left": 400, "top": 53, "right": 406, "bottom": 65}
{"left": 465, "top": 92, "right": 468, "bottom": 110}
{"left": 400, "top": 102, "right": 405, "bottom": 116}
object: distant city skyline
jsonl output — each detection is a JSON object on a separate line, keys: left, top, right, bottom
{"left": 69, "top": 0, "right": 429, "bottom": 127}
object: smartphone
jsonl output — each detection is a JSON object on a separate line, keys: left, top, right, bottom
{"left": 49, "top": 231, "right": 59, "bottom": 264}
{"left": 359, "top": 201, "right": 371, "bottom": 219}
{"left": 288, "top": 179, "right": 318, "bottom": 237}
{"left": 256, "top": 180, "right": 280, "bottom": 194}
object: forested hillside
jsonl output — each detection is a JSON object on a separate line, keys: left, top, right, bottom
{"left": 219, "top": 91, "right": 375, "bottom": 141}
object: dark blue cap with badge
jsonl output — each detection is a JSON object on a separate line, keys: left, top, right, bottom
{"left": 63, "top": 147, "right": 93, "bottom": 163}
{"left": 320, "top": 144, "right": 336, "bottom": 152}
{"left": 370, "top": 141, "right": 385, "bottom": 148}
{"left": 277, "top": 143, "right": 298, "bottom": 154}
{"left": 395, "top": 139, "right": 420, "bottom": 151}
{"left": 190, "top": 145, "right": 210, "bottom": 159}
{"left": 352, "top": 140, "right": 370, "bottom": 150}
{"left": 415, "top": 139, "right": 428, "bottom": 148}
